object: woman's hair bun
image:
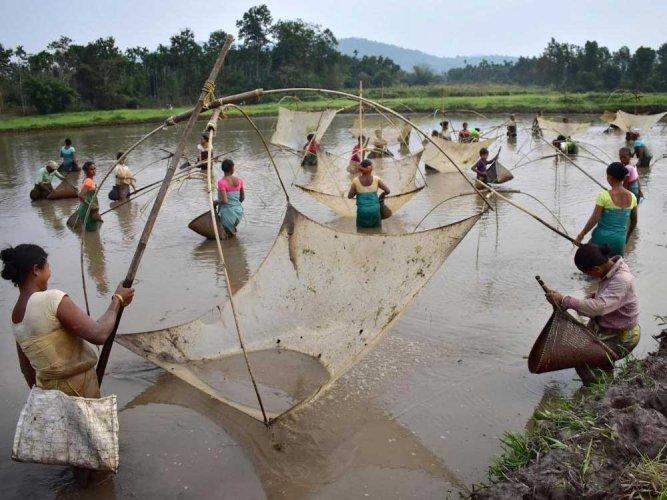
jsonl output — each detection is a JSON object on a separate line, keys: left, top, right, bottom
{"left": 599, "top": 244, "right": 612, "bottom": 256}
{"left": 0, "top": 244, "right": 47, "bottom": 286}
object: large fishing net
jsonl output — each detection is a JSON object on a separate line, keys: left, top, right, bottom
{"left": 606, "top": 110, "right": 667, "bottom": 133}
{"left": 536, "top": 117, "right": 589, "bottom": 137}
{"left": 270, "top": 107, "right": 340, "bottom": 151}
{"left": 350, "top": 116, "right": 412, "bottom": 146}
{"left": 117, "top": 205, "right": 481, "bottom": 422}
{"left": 422, "top": 137, "right": 494, "bottom": 173}
{"left": 296, "top": 151, "right": 423, "bottom": 216}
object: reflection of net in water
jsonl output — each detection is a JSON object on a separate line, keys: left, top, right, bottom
{"left": 270, "top": 107, "right": 339, "bottom": 151}
{"left": 296, "top": 151, "right": 423, "bottom": 217}
{"left": 118, "top": 205, "right": 481, "bottom": 422}
{"left": 604, "top": 110, "right": 667, "bottom": 133}
{"left": 422, "top": 137, "right": 494, "bottom": 173}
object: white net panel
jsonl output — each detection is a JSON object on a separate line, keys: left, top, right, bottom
{"left": 350, "top": 116, "right": 412, "bottom": 145}
{"left": 270, "top": 107, "right": 340, "bottom": 150}
{"left": 536, "top": 117, "right": 589, "bottom": 137}
{"left": 296, "top": 151, "right": 423, "bottom": 217}
{"left": 422, "top": 137, "right": 494, "bottom": 173}
{"left": 117, "top": 205, "right": 481, "bottom": 422}
{"left": 609, "top": 110, "right": 667, "bottom": 133}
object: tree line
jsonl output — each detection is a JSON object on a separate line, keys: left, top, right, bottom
{"left": 0, "top": 4, "right": 665, "bottom": 115}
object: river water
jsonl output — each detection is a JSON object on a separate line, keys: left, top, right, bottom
{"left": 0, "top": 113, "right": 665, "bottom": 498}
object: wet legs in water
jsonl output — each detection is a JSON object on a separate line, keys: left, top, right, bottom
{"left": 575, "top": 365, "right": 613, "bottom": 386}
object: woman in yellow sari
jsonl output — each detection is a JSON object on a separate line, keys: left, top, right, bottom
{"left": 2, "top": 244, "right": 135, "bottom": 398}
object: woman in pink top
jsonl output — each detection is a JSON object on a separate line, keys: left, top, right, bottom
{"left": 619, "top": 147, "right": 642, "bottom": 199}
{"left": 544, "top": 243, "right": 640, "bottom": 384}
{"left": 216, "top": 159, "right": 245, "bottom": 237}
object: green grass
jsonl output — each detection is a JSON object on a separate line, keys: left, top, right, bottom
{"left": 2, "top": 85, "right": 667, "bottom": 132}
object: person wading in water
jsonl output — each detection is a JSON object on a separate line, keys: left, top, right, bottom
{"left": 347, "top": 158, "right": 390, "bottom": 229}
{"left": 543, "top": 243, "right": 640, "bottom": 385}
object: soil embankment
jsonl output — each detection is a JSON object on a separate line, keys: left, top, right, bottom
{"left": 474, "top": 330, "right": 667, "bottom": 499}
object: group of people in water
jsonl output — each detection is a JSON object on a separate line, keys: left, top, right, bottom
{"left": 2, "top": 111, "right": 660, "bottom": 475}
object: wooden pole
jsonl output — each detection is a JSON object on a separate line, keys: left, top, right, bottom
{"left": 204, "top": 108, "right": 269, "bottom": 425}
{"left": 358, "top": 80, "right": 364, "bottom": 160}
{"left": 540, "top": 137, "right": 605, "bottom": 189}
{"left": 96, "top": 35, "right": 235, "bottom": 385}
{"left": 166, "top": 89, "right": 264, "bottom": 126}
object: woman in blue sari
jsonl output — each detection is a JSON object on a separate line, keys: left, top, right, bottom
{"left": 216, "top": 159, "right": 245, "bottom": 237}
{"left": 347, "top": 159, "right": 390, "bottom": 228}
{"left": 575, "top": 162, "right": 638, "bottom": 256}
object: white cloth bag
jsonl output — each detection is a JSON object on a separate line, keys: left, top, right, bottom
{"left": 12, "top": 387, "right": 119, "bottom": 472}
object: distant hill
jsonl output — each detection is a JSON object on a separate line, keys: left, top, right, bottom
{"left": 338, "top": 37, "right": 517, "bottom": 73}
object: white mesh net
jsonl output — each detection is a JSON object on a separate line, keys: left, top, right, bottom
{"left": 270, "top": 107, "right": 340, "bottom": 150}
{"left": 422, "top": 137, "right": 494, "bottom": 174}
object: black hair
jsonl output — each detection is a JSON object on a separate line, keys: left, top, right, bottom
{"left": 573, "top": 243, "right": 611, "bottom": 270}
{"left": 479, "top": 147, "right": 489, "bottom": 155}
{"left": 306, "top": 133, "right": 315, "bottom": 140}
{"left": 201, "top": 133, "right": 209, "bottom": 141}
{"left": 556, "top": 134, "right": 567, "bottom": 141}
{"left": 65, "top": 138, "right": 72, "bottom": 146}
{"left": 462, "top": 122, "right": 468, "bottom": 127}
{"left": 1, "top": 244, "right": 48, "bottom": 286}
{"left": 82, "top": 161, "right": 95, "bottom": 173}
{"left": 360, "top": 159, "right": 372, "bottom": 168}
{"left": 606, "top": 162, "right": 628, "bottom": 181}
{"left": 221, "top": 158, "right": 234, "bottom": 173}
{"left": 439, "top": 120, "right": 449, "bottom": 127}
{"left": 619, "top": 147, "right": 631, "bottom": 156}
{"left": 431, "top": 130, "right": 439, "bottom": 136}
{"left": 116, "top": 151, "right": 124, "bottom": 160}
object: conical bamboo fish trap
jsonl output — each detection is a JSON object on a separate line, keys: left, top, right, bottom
{"left": 47, "top": 180, "right": 78, "bottom": 200}
{"left": 528, "top": 277, "right": 616, "bottom": 374}
{"left": 486, "top": 160, "right": 514, "bottom": 184}
{"left": 188, "top": 211, "right": 228, "bottom": 240}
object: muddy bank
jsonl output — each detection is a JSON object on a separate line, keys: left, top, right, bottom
{"left": 473, "top": 330, "right": 667, "bottom": 499}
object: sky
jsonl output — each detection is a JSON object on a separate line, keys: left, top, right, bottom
{"left": 1, "top": 0, "right": 665, "bottom": 57}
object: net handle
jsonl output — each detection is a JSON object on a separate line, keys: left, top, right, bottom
{"left": 535, "top": 275, "right": 549, "bottom": 293}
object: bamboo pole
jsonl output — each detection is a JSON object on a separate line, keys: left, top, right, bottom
{"left": 165, "top": 89, "right": 264, "bottom": 126}
{"left": 540, "top": 137, "right": 605, "bottom": 189}
{"left": 203, "top": 108, "right": 269, "bottom": 425}
{"left": 358, "top": 81, "right": 364, "bottom": 160}
{"left": 96, "top": 35, "right": 235, "bottom": 385}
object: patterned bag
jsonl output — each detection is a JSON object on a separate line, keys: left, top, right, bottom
{"left": 12, "top": 387, "right": 119, "bottom": 471}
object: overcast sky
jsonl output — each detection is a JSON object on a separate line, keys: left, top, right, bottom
{"left": 2, "top": 0, "right": 665, "bottom": 57}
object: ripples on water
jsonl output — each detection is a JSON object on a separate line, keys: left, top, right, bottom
{"left": 0, "top": 114, "right": 665, "bottom": 497}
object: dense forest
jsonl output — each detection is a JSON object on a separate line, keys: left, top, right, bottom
{"left": 0, "top": 4, "right": 665, "bottom": 115}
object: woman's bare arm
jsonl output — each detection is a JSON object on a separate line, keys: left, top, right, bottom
{"left": 218, "top": 189, "right": 228, "bottom": 205}
{"left": 56, "top": 283, "right": 134, "bottom": 345}
{"left": 347, "top": 183, "right": 357, "bottom": 199}
{"left": 627, "top": 206, "right": 638, "bottom": 239}
{"left": 576, "top": 205, "right": 603, "bottom": 242}
{"left": 378, "top": 180, "right": 391, "bottom": 197}
{"left": 16, "top": 343, "right": 36, "bottom": 388}
{"left": 239, "top": 187, "right": 245, "bottom": 203}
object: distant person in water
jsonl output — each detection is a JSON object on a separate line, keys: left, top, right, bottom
{"left": 59, "top": 138, "right": 79, "bottom": 172}
{"left": 439, "top": 120, "right": 451, "bottom": 140}
{"left": 633, "top": 136, "right": 652, "bottom": 168}
{"left": 619, "top": 147, "right": 642, "bottom": 200}
{"left": 68, "top": 161, "right": 103, "bottom": 232}
{"left": 348, "top": 159, "right": 390, "bottom": 229}
{"left": 302, "top": 133, "right": 320, "bottom": 167}
{"left": 458, "top": 122, "right": 471, "bottom": 142}
{"left": 2, "top": 243, "right": 135, "bottom": 398}
{"left": 111, "top": 152, "right": 136, "bottom": 201}
{"left": 216, "top": 159, "right": 245, "bottom": 238}
{"left": 532, "top": 111, "right": 543, "bottom": 137}
{"left": 30, "top": 161, "right": 65, "bottom": 200}
{"left": 544, "top": 243, "right": 640, "bottom": 385}
{"left": 575, "top": 162, "right": 637, "bottom": 256}
{"left": 197, "top": 133, "right": 211, "bottom": 170}
{"left": 470, "top": 127, "right": 481, "bottom": 142}
{"left": 507, "top": 115, "right": 517, "bottom": 138}
{"left": 367, "top": 130, "right": 393, "bottom": 159}
{"left": 349, "top": 135, "right": 366, "bottom": 173}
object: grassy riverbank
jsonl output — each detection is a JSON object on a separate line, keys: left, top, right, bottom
{"left": 473, "top": 328, "right": 667, "bottom": 499}
{"left": 2, "top": 86, "right": 667, "bottom": 132}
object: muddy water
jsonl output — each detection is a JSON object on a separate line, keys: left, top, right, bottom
{"left": 0, "top": 114, "right": 665, "bottom": 498}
